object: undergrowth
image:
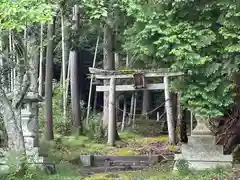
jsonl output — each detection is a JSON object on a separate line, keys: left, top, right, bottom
{"left": 0, "top": 161, "right": 235, "bottom": 180}
{"left": 84, "top": 163, "right": 234, "bottom": 180}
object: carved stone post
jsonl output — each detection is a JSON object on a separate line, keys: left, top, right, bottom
{"left": 21, "top": 92, "right": 43, "bottom": 164}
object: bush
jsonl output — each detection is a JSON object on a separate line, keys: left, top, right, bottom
{"left": 39, "top": 84, "right": 72, "bottom": 135}
{"left": 175, "top": 159, "right": 190, "bottom": 175}
{"left": 84, "top": 115, "right": 105, "bottom": 143}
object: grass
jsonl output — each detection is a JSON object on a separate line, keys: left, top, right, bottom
{"left": 40, "top": 119, "right": 176, "bottom": 162}
{"left": 1, "top": 161, "right": 235, "bottom": 180}
{"left": 4, "top": 119, "right": 237, "bottom": 179}
{"left": 84, "top": 164, "right": 235, "bottom": 180}
{"left": 40, "top": 132, "right": 171, "bottom": 162}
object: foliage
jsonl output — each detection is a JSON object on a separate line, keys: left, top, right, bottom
{"left": 121, "top": 0, "right": 240, "bottom": 117}
{"left": 87, "top": 164, "right": 234, "bottom": 180}
{"left": 84, "top": 115, "right": 105, "bottom": 143}
{"left": 0, "top": 163, "right": 80, "bottom": 180}
{"left": 175, "top": 159, "right": 190, "bottom": 174}
{"left": 0, "top": 0, "right": 54, "bottom": 30}
{"left": 40, "top": 120, "right": 173, "bottom": 162}
{"left": 39, "top": 84, "right": 71, "bottom": 135}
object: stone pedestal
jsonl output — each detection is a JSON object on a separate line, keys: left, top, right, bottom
{"left": 174, "top": 114, "right": 233, "bottom": 170}
{"left": 22, "top": 109, "right": 44, "bottom": 164}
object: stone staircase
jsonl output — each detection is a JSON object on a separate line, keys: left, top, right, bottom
{"left": 78, "top": 155, "right": 162, "bottom": 175}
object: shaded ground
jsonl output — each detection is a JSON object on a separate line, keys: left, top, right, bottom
{"left": 3, "top": 119, "right": 239, "bottom": 179}
{"left": 4, "top": 162, "right": 237, "bottom": 180}
{"left": 84, "top": 165, "right": 235, "bottom": 180}
{"left": 34, "top": 119, "right": 238, "bottom": 179}
{"left": 40, "top": 119, "right": 178, "bottom": 163}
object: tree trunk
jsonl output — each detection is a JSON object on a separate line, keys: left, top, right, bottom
{"left": 70, "top": 5, "right": 82, "bottom": 135}
{"left": 180, "top": 108, "right": 188, "bottom": 143}
{"left": 108, "top": 78, "right": 116, "bottom": 146}
{"left": 234, "top": 72, "right": 240, "bottom": 109}
{"left": 28, "top": 26, "right": 41, "bottom": 144}
{"left": 102, "top": 23, "right": 114, "bottom": 126}
{"left": 164, "top": 76, "right": 176, "bottom": 145}
{"left": 171, "top": 92, "right": 178, "bottom": 130}
{"left": 44, "top": 19, "right": 55, "bottom": 140}
{"left": 141, "top": 90, "right": 149, "bottom": 119}
{"left": 121, "top": 98, "right": 127, "bottom": 131}
{"left": 1, "top": 72, "right": 31, "bottom": 173}
{"left": 38, "top": 24, "right": 44, "bottom": 96}
{"left": 86, "top": 36, "right": 100, "bottom": 123}
{"left": 61, "top": 9, "right": 69, "bottom": 120}
{"left": 132, "top": 92, "right": 137, "bottom": 128}
{"left": 114, "top": 53, "right": 120, "bottom": 121}
{"left": 128, "top": 93, "right": 134, "bottom": 125}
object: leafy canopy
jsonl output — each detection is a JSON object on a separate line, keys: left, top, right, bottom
{"left": 0, "top": 0, "right": 53, "bottom": 30}
{"left": 122, "top": 0, "right": 240, "bottom": 117}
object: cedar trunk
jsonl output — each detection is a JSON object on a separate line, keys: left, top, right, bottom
{"left": 44, "top": 19, "right": 55, "bottom": 140}
{"left": 70, "top": 5, "right": 82, "bottom": 135}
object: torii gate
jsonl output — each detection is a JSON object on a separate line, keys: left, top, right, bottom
{"left": 88, "top": 67, "right": 183, "bottom": 146}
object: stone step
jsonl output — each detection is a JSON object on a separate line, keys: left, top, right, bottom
{"left": 174, "top": 154, "right": 232, "bottom": 170}
{"left": 106, "top": 160, "right": 150, "bottom": 167}
{"left": 90, "top": 165, "right": 149, "bottom": 173}
{"left": 80, "top": 155, "right": 161, "bottom": 167}
{"left": 175, "top": 153, "right": 232, "bottom": 163}
{"left": 188, "top": 135, "right": 216, "bottom": 145}
{"left": 181, "top": 143, "right": 224, "bottom": 156}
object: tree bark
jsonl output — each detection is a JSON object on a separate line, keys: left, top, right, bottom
{"left": 128, "top": 93, "right": 134, "bottom": 125}
{"left": 28, "top": 26, "right": 41, "bottom": 144}
{"left": 1, "top": 72, "right": 30, "bottom": 172}
{"left": 164, "top": 76, "right": 176, "bottom": 145}
{"left": 102, "top": 23, "right": 114, "bottom": 126}
{"left": 70, "top": 5, "right": 82, "bottom": 135}
{"left": 61, "top": 9, "right": 69, "bottom": 120}
{"left": 108, "top": 78, "right": 116, "bottom": 146}
{"left": 141, "top": 90, "right": 149, "bottom": 119}
{"left": 44, "top": 19, "right": 55, "bottom": 140}
{"left": 38, "top": 24, "right": 44, "bottom": 96}
{"left": 121, "top": 98, "right": 127, "bottom": 131}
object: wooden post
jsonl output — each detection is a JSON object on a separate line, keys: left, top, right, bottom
{"left": 164, "top": 76, "right": 176, "bottom": 144}
{"left": 157, "top": 112, "right": 160, "bottom": 122}
{"left": 132, "top": 92, "right": 137, "bottom": 128}
{"left": 121, "top": 98, "right": 127, "bottom": 131}
{"left": 86, "top": 36, "right": 100, "bottom": 124}
{"left": 190, "top": 111, "right": 193, "bottom": 135}
{"left": 93, "top": 90, "right": 98, "bottom": 114}
{"left": 108, "top": 77, "right": 116, "bottom": 146}
{"left": 128, "top": 93, "right": 134, "bottom": 125}
{"left": 177, "top": 93, "right": 181, "bottom": 123}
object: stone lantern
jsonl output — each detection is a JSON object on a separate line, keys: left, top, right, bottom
{"left": 21, "top": 92, "right": 44, "bottom": 164}
{"left": 174, "top": 114, "right": 233, "bottom": 170}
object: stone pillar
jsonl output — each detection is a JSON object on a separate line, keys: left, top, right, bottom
{"left": 21, "top": 92, "right": 44, "bottom": 164}
{"left": 191, "top": 114, "right": 212, "bottom": 136}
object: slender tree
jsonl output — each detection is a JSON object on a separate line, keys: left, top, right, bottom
{"left": 44, "top": 18, "right": 55, "bottom": 140}
{"left": 70, "top": 5, "right": 82, "bottom": 135}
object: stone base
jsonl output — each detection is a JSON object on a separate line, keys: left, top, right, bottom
{"left": 174, "top": 135, "right": 233, "bottom": 171}
{"left": 80, "top": 155, "right": 94, "bottom": 166}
